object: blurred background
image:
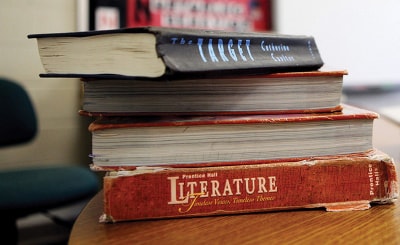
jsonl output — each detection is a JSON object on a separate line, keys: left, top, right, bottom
{"left": 1, "top": 0, "right": 399, "bottom": 244}
{"left": 2, "top": 0, "right": 400, "bottom": 172}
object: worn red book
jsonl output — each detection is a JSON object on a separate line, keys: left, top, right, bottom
{"left": 79, "top": 70, "right": 345, "bottom": 116}
{"left": 89, "top": 104, "right": 378, "bottom": 170}
{"left": 101, "top": 150, "right": 398, "bottom": 222}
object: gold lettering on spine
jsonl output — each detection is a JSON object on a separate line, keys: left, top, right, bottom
{"left": 178, "top": 193, "right": 204, "bottom": 213}
{"left": 168, "top": 175, "right": 279, "bottom": 212}
{"left": 168, "top": 176, "right": 188, "bottom": 204}
{"left": 269, "top": 176, "right": 278, "bottom": 192}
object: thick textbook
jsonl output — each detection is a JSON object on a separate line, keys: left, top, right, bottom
{"left": 28, "top": 26, "right": 323, "bottom": 78}
{"left": 101, "top": 150, "right": 398, "bottom": 222}
{"left": 89, "top": 105, "right": 378, "bottom": 170}
{"left": 80, "top": 70, "right": 345, "bottom": 116}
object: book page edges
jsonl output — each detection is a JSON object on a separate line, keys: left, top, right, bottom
{"left": 90, "top": 150, "right": 379, "bottom": 171}
{"left": 36, "top": 33, "right": 166, "bottom": 78}
{"left": 96, "top": 149, "right": 395, "bottom": 173}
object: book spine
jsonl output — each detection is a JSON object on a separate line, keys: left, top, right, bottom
{"left": 102, "top": 152, "right": 398, "bottom": 222}
{"left": 155, "top": 29, "right": 324, "bottom": 75}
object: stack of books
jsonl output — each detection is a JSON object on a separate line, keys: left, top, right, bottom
{"left": 29, "top": 27, "right": 398, "bottom": 223}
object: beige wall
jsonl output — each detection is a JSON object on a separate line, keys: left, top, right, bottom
{"left": 0, "top": 1, "right": 92, "bottom": 169}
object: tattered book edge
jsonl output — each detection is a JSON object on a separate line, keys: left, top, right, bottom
{"left": 98, "top": 199, "right": 397, "bottom": 223}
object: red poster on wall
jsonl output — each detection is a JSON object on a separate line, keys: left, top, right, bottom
{"left": 126, "top": 0, "right": 272, "bottom": 32}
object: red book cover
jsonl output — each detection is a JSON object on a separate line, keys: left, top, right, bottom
{"left": 101, "top": 150, "right": 398, "bottom": 222}
{"left": 89, "top": 103, "right": 374, "bottom": 131}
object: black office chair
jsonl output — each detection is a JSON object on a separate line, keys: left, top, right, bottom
{"left": 0, "top": 77, "right": 99, "bottom": 244}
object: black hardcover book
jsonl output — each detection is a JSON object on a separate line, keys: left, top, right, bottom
{"left": 28, "top": 27, "right": 323, "bottom": 78}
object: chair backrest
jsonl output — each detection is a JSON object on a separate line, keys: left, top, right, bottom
{"left": 0, "top": 78, "right": 37, "bottom": 147}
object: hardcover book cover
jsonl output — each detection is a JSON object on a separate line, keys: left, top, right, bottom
{"left": 101, "top": 150, "right": 398, "bottom": 222}
{"left": 28, "top": 26, "right": 323, "bottom": 78}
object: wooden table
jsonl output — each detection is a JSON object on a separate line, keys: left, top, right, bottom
{"left": 69, "top": 116, "right": 400, "bottom": 245}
